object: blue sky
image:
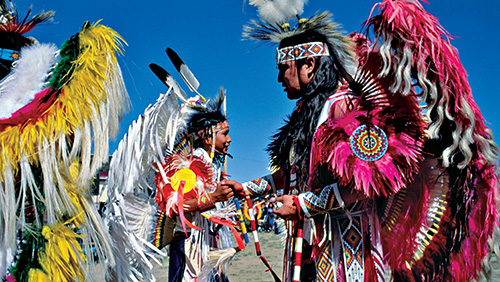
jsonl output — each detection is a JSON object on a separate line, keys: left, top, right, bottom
{"left": 22, "top": 0, "right": 500, "bottom": 183}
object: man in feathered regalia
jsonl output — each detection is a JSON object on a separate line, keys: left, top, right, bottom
{"left": 242, "top": 0, "right": 499, "bottom": 281}
{"left": 0, "top": 0, "right": 129, "bottom": 281}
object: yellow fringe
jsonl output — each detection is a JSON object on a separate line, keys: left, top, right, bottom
{"left": 0, "top": 22, "right": 126, "bottom": 182}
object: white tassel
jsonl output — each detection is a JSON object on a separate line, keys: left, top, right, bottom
{"left": 199, "top": 248, "right": 237, "bottom": 280}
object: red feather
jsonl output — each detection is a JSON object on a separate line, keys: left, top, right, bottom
{"left": 154, "top": 153, "right": 215, "bottom": 215}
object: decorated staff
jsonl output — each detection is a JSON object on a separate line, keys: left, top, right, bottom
{"left": 234, "top": 193, "right": 250, "bottom": 243}
{"left": 243, "top": 187, "right": 262, "bottom": 256}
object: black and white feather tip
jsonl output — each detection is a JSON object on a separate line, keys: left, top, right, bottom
{"left": 149, "top": 63, "right": 188, "bottom": 103}
{"left": 166, "top": 47, "right": 201, "bottom": 94}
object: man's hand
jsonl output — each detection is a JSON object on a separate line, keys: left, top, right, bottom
{"left": 210, "top": 180, "right": 235, "bottom": 202}
{"left": 271, "top": 195, "right": 300, "bottom": 220}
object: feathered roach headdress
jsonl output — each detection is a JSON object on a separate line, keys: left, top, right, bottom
{"left": 0, "top": 0, "right": 54, "bottom": 34}
{"left": 0, "top": 0, "right": 54, "bottom": 77}
{"left": 243, "top": 0, "right": 355, "bottom": 78}
{"left": 183, "top": 89, "right": 229, "bottom": 161}
{"left": 185, "top": 90, "right": 227, "bottom": 138}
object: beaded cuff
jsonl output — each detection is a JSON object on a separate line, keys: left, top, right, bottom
{"left": 298, "top": 183, "right": 343, "bottom": 218}
{"left": 196, "top": 192, "right": 215, "bottom": 212}
{"left": 242, "top": 174, "right": 275, "bottom": 197}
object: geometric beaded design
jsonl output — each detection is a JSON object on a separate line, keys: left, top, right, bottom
{"left": 277, "top": 41, "right": 330, "bottom": 64}
{"left": 350, "top": 124, "right": 388, "bottom": 162}
{"left": 197, "top": 192, "right": 215, "bottom": 212}
{"left": 338, "top": 216, "right": 364, "bottom": 282}
{"left": 316, "top": 243, "right": 336, "bottom": 281}
{"left": 242, "top": 175, "right": 273, "bottom": 197}
{"left": 300, "top": 184, "right": 340, "bottom": 217}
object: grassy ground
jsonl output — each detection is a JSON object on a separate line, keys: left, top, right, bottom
{"left": 153, "top": 231, "right": 284, "bottom": 281}
{"left": 154, "top": 232, "right": 500, "bottom": 282}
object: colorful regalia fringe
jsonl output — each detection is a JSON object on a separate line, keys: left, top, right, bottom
{"left": 0, "top": 21, "right": 128, "bottom": 281}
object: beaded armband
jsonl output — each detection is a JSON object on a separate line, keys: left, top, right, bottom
{"left": 298, "top": 183, "right": 344, "bottom": 218}
{"left": 242, "top": 174, "right": 275, "bottom": 197}
{"left": 196, "top": 192, "right": 215, "bottom": 212}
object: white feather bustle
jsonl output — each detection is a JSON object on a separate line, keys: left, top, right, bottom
{"left": 105, "top": 87, "right": 189, "bottom": 281}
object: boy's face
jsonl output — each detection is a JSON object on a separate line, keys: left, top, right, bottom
{"left": 212, "top": 128, "right": 231, "bottom": 155}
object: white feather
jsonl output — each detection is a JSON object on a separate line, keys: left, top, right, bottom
{"left": 252, "top": 0, "right": 308, "bottom": 23}
{"left": 198, "top": 248, "right": 237, "bottom": 280}
{"left": 179, "top": 63, "right": 200, "bottom": 93}
{"left": 105, "top": 87, "right": 191, "bottom": 280}
{"left": 0, "top": 43, "right": 59, "bottom": 119}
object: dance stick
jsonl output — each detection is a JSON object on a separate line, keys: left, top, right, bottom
{"left": 241, "top": 189, "right": 281, "bottom": 281}
{"left": 234, "top": 198, "right": 249, "bottom": 243}
{"left": 292, "top": 219, "right": 304, "bottom": 282}
{"left": 243, "top": 187, "right": 261, "bottom": 256}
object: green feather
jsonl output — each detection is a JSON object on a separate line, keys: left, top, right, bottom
{"left": 9, "top": 227, "right": 46, "bottom": 282}
{"left": 48, "top": 26, "right": 82, "bottom": 90}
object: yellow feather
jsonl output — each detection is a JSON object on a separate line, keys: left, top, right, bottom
{"left": 38, "top": 222, "right": 86, "bottom": 282}
{"left": 28, "top": 268, "right": 50, "bottom": 282}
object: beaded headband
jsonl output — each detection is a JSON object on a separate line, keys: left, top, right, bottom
{"left": 276, "top": 41, "right": 330, "bottom": 64}
{"left": 0, "top": 48, "right": 19, "bottom": 61}
{"left": 196, "top": 120, "right": 229, "bottom": 139}
{"left": 208, "top": 120, "right": 229, "bottom": 160}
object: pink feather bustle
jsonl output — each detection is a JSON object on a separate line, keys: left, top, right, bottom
{"left": 365, "top": 1, "right": 500, "bottom": 280}
{"left": 312, "top": 76, "right": 426, "bottom": 198}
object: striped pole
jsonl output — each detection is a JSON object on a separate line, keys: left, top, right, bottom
{"left": 234, "top": 198, "right": 249, "bottom": 244}
{"left": 243, "top": 188, "right": 261, "bottom": 256}
{"left": 292, "top": 219, "right": 304, "bottom": 282}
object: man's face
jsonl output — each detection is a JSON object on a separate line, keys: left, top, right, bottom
{"left": 277, "top": 59, "right": 314, "bottom": 100}
{"left": 213, "top": 128, "right": 231, "bottom": 155}
{"left": 278, "top": 60, "right": 301, "bottom": 100}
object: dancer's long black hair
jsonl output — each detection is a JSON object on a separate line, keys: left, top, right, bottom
{"left": 267, "top": 30, "right": 341, "bottom": 191}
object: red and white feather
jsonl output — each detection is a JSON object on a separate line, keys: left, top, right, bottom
{"left": 154, "top": 153, "right": 216, "bottom": 216}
